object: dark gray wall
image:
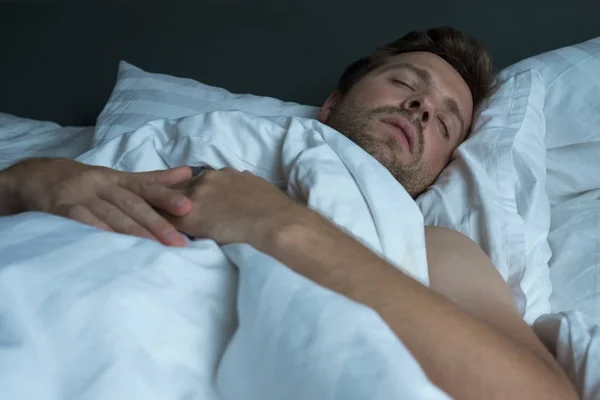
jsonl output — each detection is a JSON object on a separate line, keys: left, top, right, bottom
{"left": 1, "top": 0, "right": 599, "bottom": 126}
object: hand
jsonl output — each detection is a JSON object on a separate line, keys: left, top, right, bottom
{"left": 7, "top": 158, "right": 194, "bottom": 246}
{"left": 164, "top": 167, "right": 304, "bottom": 246}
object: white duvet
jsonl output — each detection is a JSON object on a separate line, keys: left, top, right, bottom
{"left": 0, "top": 111, "right": 452, "bottom": 400}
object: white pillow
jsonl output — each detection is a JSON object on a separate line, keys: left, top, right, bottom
{"left": 93, "top": 61, "right": 319, "bottom": 146}
{"left": 0, "top": 113, "right": 94, "bottom": 170}
{"left": 500, "top": 36, "right": 600, "bottom": 324}
{"left": 499, "top": 36, "right": 600, "bottom": 205}
{"left": 417, "top": 69, "right": 551, "bottom": 324}
{"left": 499, "top": 36, "right": 600, "bottom": 322}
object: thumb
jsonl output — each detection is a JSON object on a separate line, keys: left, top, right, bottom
{"left": 136, "top": 166, "right": 193, "bottom": 186}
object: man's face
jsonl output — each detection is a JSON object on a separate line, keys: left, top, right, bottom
{"left": 318, "top": 51, "right": 473, "bottom": 197}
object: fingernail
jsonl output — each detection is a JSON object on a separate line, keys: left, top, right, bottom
{"left": 173, "top": 197, "right": 188, "bottom": 207}
{"left": 164, "top": 229, "right": 182, "bottom": 242}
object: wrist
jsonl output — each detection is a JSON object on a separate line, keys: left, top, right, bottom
{"left": 254, "top": 205, "right": 323, "bottom": 254}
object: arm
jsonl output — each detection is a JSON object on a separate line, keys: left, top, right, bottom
{"left": 253, "top": 213, "right": 577, "bottom": 400}
{"left": 165, "top": 168, "right": 577, "bottom": 399}
{"left": 0, "top": 165, "right": 22, "bottom": 215}
{"left": 424, "top": 226, "right": 565, "bottom": 379}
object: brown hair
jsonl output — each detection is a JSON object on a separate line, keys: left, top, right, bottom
{"left": 337, "top": 27, "right": 497, "bottom": 115}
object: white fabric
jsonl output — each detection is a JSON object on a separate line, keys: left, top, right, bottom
{"left": 498, "top": 67, "right": 553, "bottom": 325}
{"left": 93, "top": 61, "right": 319, "bottom": 146}
{"left": 0, "top": 112, "right": 93, "bottom": 169}
{"left": 0, "top": 111, "right": 450, "bottom": 400}
{"left": 416, "top": 69, "right": 551, "bottom": 323}
{"left": 499, "top": 35, "right": 600, "bottom": 206}
{"left": 535, "top": 312, "right": 600, "bottom": 400}
{"left": 547, "top": 194, "right": 600, "bottom": 314}
{"left": 502, "top": 35, "right": 600, "bottom": 398}
{"left": 494, "top": 36, "right": 600, "bottom": 148}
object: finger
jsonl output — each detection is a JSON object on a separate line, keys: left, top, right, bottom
{"left": 168, "top": 169, "right": 210, "bottom": 190}
{"left": 126, "top": 178, "right": 193, "bottom": 217}
{"left": 190, "top": 165, "right": 214, "bottom": 177}
{"left": 88, "top": 198, "right": 162, "bottom": 244}
{"left": 59, "top": 204, "right": 115, "bottom": 233}
{"left": 136, "top": 166, "right": 193, "bottom": 186}
{"left": 99, "top": 186, "right": 186, "bottom": 247}
{"left": 159, "top": 210, "right": 202, "bottom": 242}
{"left": 168, "top": 176, "right": 199, "bottom": 191}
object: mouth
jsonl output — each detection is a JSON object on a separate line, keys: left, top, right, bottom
{"left": 380, "top": 116, "right": 416, "bottom": 153}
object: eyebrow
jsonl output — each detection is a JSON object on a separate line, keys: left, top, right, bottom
{"left": 379, "top": 62, "right": 466, "bottom": 136}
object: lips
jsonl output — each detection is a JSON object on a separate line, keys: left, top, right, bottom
{"left": 381, "top": 116, "right": 417, "bottom": 153}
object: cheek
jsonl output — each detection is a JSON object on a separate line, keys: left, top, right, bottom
{"left": 423, "top": 137, "right": 453, "bottom": 172}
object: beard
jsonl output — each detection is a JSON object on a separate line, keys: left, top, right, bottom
{"left": 325, "top": 99, "right": 433, "bottom": 197}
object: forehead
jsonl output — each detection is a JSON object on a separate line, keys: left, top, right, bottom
{"left": 372, "top": 51, "right": 473, "bottom": 126}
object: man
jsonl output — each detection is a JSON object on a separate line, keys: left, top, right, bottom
{"left": 0, "top": 27, "right": 577, "bottom": 399}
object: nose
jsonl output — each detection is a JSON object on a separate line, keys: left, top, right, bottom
{"left": 402, "top": 95, "right": 435, "bottom": 127}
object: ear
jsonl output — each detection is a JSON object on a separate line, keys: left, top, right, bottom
{"left": 317, "top": 90, "right": 343, "bottom": 123}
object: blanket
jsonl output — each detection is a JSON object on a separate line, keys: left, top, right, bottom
{"left": 0, "top": 111, "right": 451, "bottom": 399}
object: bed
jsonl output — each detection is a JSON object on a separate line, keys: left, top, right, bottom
{"left": 1, "top": 1, "right": 600, "bottom": 399}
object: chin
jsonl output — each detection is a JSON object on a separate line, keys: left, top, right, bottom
{"left": 390, "top": 152, "right": 413, "bottom": 167}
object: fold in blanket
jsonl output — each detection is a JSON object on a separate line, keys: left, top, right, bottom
{"left": 0, "top": 111, "right": 450, "bottom": 399}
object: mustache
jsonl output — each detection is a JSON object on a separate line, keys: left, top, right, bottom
{"left": 369, "top": 106, "right": 422, "bottom": 136}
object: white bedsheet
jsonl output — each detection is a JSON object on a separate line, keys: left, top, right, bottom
{"left": 0, "top": 111, "right": 450, "bottom": 400}
{"left": 543, "top": 145, "right": 600, "bottom": 399}
{"left": 535, "top": 311, "right": 600, "bottom": 400}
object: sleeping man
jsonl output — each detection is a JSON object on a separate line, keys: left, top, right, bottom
{"left": 0, "top": 27, "right": 577, "bottom": 399}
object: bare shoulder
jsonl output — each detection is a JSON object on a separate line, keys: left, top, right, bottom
{"left": 423, "top": 225, "right": 483, "bottom": 252}
{"left": 423, "top": 225, "right": 561, "bottom": 372}
{"left": 424, "top": 225, "right": 488, "bottom": 265}
{"left": 423, "top": 225, "right": 513, "bottom": 309}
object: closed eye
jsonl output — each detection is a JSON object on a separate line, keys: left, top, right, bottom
{"left": 438, "top": 117, "right": 450, "bottom": 140}
{"left": 391, "top": 78, "right": 415, "bottom": 91}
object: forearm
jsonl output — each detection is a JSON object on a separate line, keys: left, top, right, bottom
{"left": 0, "top": 164, "right": 23, "bottom": 215}
{"left": 255, "top": 210, "right": 576, "bottom": 400}
{"left": 0, "top": 157, "right": 65, "bottom": 216}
